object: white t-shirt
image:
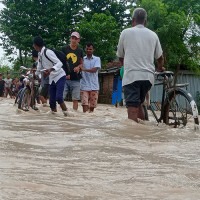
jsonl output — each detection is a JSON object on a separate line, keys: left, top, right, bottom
{"left": 4, "top": 78, "right": 12, "bottom": 88}
{"left": 117, "top": 24, "right": 163, "bottom": 86}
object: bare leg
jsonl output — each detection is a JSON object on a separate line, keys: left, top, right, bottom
{"left": 5, "top": 88, "right": 8, "bottom": 98}
{"left": 137, "top": 104, "right": 145, "bottom": 120}
{"left": 60, "top": 102, "right": 67, "bottom": 111}
{"left": 127, "top": 106, "right": 139, "bottom": 122}
{"left": 82, "top": 105, "right": 89, "bottom": 113}
{"left": 51, "top": 108, "right": 57, "bottom": 112}
{"left": 39, "top": 95, "right": 47, "bottom": 104}
{"left": 89, "top": 107, "right": 94, "bottom": 112}
{"left": 73, "top": 100, "right": 78, "bottom": 110}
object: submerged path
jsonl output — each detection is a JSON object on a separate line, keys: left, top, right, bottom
{"left": 0, "top": 98, "right": 200, "bottom": 200}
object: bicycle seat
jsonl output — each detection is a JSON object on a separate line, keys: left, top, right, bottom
{"left": 155, "top": 71, "right": 174, "bottom": 78}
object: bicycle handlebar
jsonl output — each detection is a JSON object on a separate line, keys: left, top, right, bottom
{"left": 155, "top": 71, "right": 174, "bottom": 77}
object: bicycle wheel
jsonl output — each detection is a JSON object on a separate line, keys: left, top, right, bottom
{"left": 18, "top": 87, "right": 31, "bottom": 111}
{"left": 163, "top": 89, "right": 199, "bottom": 127}
{"left": 14, "top": 88, "right": 23, "bottom": 105}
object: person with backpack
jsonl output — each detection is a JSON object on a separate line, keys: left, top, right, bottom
{"left": 33, "top": 36, "right": 68, "bottom": 116}
{"left": 61, "top": 31, "right": 84, "bottom": 111}
{"left": 32, "top": 49, "right": 49, "bottom": 107}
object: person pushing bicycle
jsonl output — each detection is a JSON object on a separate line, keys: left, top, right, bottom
{"left": 117, "top": 8, "right": 165, "bottom": 123}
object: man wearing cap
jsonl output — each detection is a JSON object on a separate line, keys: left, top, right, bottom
{"left": 62, "top": 31, "right": 84, "bottom": 111}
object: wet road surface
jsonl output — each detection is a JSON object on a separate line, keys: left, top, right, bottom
{"left": 0, "top": 98, "right": 200, "bottom": 200}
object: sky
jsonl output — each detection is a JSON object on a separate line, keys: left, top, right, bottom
{"left": 0, "top": 2, "right": 17, "bottom": 67}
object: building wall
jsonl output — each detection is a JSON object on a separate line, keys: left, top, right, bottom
{"left": 98, "top": 74, "right": 114, "bottom": 104}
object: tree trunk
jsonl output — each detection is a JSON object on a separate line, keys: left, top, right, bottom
{"left": 19, "top": 49, "right": 23, "bottom": 66}
{"left": 174, "top": 64, "right": 180, "bottom": 85}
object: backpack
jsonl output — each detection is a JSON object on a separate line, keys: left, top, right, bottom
{"left": 44, "top": 48, "right": 70, "bottom": 75}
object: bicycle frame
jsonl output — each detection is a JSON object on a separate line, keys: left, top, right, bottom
{"left": 18, "top": 66, "right": 40, "bottom": 110}
{"left": 149, "top": 71, "right": 187, "bottom": 124}
{"left": 149, "top": 71, "right": 199, "bottom": 126}
{"left": 149, "top": 81, "right": 165, "bottom": 123}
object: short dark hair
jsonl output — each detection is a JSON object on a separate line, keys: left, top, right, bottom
{"left": 32, "top": 62, "right": 37, "bottom": 68}
{"left": 32, "top": 49, "right": 38, "bottom": 58}
{"left": 132, "top": 8, "right": 147, "bottom": 24}
{"left": 33, "top": 36, "right": 44, "bottom": 47}
{"left": 86, "top": 42, "right": 94, "bottom": 49}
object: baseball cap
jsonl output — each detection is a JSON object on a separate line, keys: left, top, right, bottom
{"left": 71, "top": 31, "right": 80, "bottom": 39}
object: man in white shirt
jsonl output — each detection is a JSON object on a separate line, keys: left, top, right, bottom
{"left": 117, "top": 8, "right": 164, "bottom": 122}
{"left": 4, "top": 73, "right": 12, "bottom": 98}
{"left": 33, "top": 36, "right": 68, "bottom": 116}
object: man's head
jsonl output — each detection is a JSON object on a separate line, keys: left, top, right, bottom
{"left": 70, "top": 31, "right": 80, "bottom": 47}
{"left": 85, "top": 43, "right": 94, "bottom": 57}
{"left": 15, "top": 77, "right": 19, "bottom": 82}
{"left": 7, "top": 73, "right": 10, "bottom": 79}
{"left": 32, "top": 49, "right": 38, "bottom": 61}
{"left": 32, "top": 62, "right": 37, "bottom": 70}
{"left": 132, "top": 8, "right": 147, "bottom": 26}
{"left": 0, "top": 74, "right": 3, "bottom": 80}
{"left": 33, "top": 36, "right": 44, "bottom": 52}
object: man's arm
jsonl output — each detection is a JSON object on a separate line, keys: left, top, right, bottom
{"left": 116, "top": 31, "right": 125, "bottom": 65}
{"left": 80, "top": 57, "right": 101, "bottom": 73}
{"left": 81, "top": 67, "right": 99, "bottom": 73}
{"left": 156, "top": 55, "right": 165, "bottom": 72}
{"left": 74, "top": 58, "right": 83, "bottom": 73}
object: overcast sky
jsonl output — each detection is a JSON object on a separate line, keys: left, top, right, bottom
{"left": 0, "top": 2, "right": 17, "bottom": 66}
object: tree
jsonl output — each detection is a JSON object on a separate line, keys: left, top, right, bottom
{"left": 84, "top": 0, "right": 134, "bottom": 28}
{"left": 77, "top": 13, "right": 119, "bottom": 64}
{"left": 0, "top": 0, "right": 85, "bottom": 65}
{"left": 135, "top": 0, "right": 200, "bottom": 73}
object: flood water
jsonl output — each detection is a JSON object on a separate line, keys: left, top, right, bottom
{"left": 0, "top": 97, "right": 200, "bottom": 200}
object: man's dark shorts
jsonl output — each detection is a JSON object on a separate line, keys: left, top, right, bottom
{"left": 40, "top": 84, "right": 49, "bottom": 99}
{"left": 124, "top": 80, "right": 152, "bottom": 107}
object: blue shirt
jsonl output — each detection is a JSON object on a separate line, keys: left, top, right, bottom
{"left": 80, "top": 55, "right": 101, "bottom": 91}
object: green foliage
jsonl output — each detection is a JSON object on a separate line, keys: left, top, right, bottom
{"left": 0, "top": 0, "right": 199, "bottom": 71}
{"left": 77, "top": 13, "right": 120, "bottom": 63}
{"left": 135, "top": 0, "right": 200, "bottom": 72}
{"left": 0, "top": 0, "right": 85, "bottom": 64}
{"left": 0, "top": 0, "right": 129, "bottom": 65}
{"left": 0, "top": 65, "right": 11, "bottom": 75}
{"left": 12, "top": 56, "right": 33, "bottom": 72}
{"left": 84, "top": 0, "right": 132, "bottom": 28}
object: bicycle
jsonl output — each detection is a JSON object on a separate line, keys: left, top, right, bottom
{"left": 14, "top": 87, "right": 23, "bottom": 105}
{"left": 147, "top": 71, "right": 199, "bottom": 128}
{"left": 17, "top": 66, "right": 42, "bottom": 111}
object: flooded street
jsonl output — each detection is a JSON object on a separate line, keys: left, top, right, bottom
{"left": 0, "top": 97, "right": 200, "bottom": 200}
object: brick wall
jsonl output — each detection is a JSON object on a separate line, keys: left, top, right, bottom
{"left": 98, "top": 74, "right": 114, "bottom": 104}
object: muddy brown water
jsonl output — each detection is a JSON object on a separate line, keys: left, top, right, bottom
{"left": 0, "top": 98, "right": 200, "bottom": 200}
